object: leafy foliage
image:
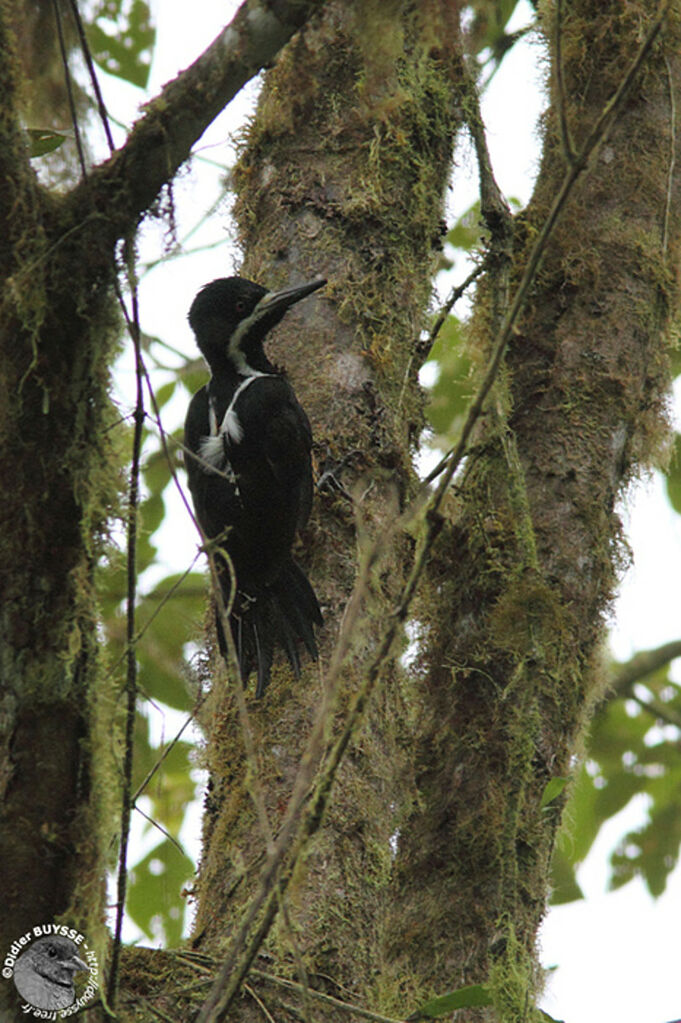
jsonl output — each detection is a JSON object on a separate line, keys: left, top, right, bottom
{"left": 408, "top": 984, "right": 493, "bottom": 1020}
{"left": 126, "top": 838, "right": 195, "bottom": 946}
{"left": 99, "top": 352, "right": 208, "bottom": 942}
{"left": 27, "top": 128, "right": 67, "bottom": 157}
{"left": 86, "top": 0, "right": 155, "bottom": 88}
{"left": 424, "top": 313, "right": 474, "bottom": 451}
{"left": 463, "top": 0, "right": 534, "bottom": 70}
{"left": 551, "top": 665, "right": 681, "bottom": 903}
{"left": 541, "top": 776, "right": 569, "bottom": 809}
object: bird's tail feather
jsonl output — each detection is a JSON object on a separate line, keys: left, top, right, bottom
{"left": 215, "top": 557, "right": 322, "bottom": 697}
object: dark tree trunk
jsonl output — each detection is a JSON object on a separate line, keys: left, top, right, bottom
{"left": 191, "top": 2, "right": 463, "bottom": 1017}
{"left": 387, "top": 2, "right": 681, "bottom": 1017}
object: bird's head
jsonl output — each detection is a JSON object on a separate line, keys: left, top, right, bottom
{"left": 23, "top": 937, "right": 89, "bottom": 986}
{"left": 189, "top": 276, "right": 326, "bottom": 374}
{"left": 13, "top": 936, "right": 89, "bottom": 1009}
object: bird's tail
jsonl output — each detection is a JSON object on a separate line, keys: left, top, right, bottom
{"left": 215, "top": 558, "right": 322, "bottom": 697}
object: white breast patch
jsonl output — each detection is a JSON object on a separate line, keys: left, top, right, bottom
{"left": 198, "top": 433, "right": 227, "bottom": 471}
{"left": 198, "top": 372, "right": 274, "bottom": 475}
{"left": 220, "top": 406, "right": 244, "bottom": 444}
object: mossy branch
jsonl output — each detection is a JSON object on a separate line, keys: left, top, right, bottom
{"left": 427, "top": 0, "right": 670, "bottom": 494}
{"left": 461, "top": 57, "right": 512, "bottom": 239}
{"left": 610, "top": 639, "right": 681, "bottom": 697}
{"left": 64, "top": 0, "right": 323, "bottom": 244}
{"left": 554, "top": 0, "right": 576, "bottom": 163}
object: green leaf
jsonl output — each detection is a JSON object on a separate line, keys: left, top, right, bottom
{"left": 549, "top": 844, "right": 584, "bottom": 905}
{"left": 446, "top": 201, "right": 482, "bottom": 253}
{"left": 135, "top": 571, "right": 205, "bottom": 710}
{"left": 133, "top": 717, "right": 197, "bottom": 837}
{"left": 154, "top": 380, "right": 177, "bottom": 410}
{"left": 87, "top": 0, "right": 155, "bottom": 88}
{"left": 541, "top": 776, "right": 569, "bottom": 809}
{"left": 424, "top": 314, "right": 473, "bottom": 447}
{"left": 594, "top": 771, "right": 647, "bottom": 820}
{"left": 409, "top": 984, "right": 493, "bottom": 1020}
{"left": 27, "top": 129, "right": 67, "bottom": 158}
{"left": 143, "top": 443, "right": 176, "bottom": 499}
{"left": 665, "top": 432, "right": 681, "bottom": 515}
{"left": 180, "top": 363, "right": 209, "bottom": 395}
{"left": 126, "top": 838, "right": 194, "bottom": 945}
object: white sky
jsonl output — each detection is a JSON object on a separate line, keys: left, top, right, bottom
{"left": 95, "top": 2, "right": 681, "bottom": 1020}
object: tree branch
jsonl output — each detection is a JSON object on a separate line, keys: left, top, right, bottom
{"left": 610, "top": 640, "right": 681, "bottom": 697}
{"left": 64, "top": 0, "right": 323, "bottom": 241}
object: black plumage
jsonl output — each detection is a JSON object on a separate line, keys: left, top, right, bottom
{"left": 184, "top": 276, "right": 324, "bottom": 696}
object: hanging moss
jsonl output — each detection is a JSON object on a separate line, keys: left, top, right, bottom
{"left": 1, "top": 10, "right": 126, "bottom": 963}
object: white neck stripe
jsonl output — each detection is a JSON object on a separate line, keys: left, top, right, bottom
{"left": 209, "top": 373, "right": 275, "bottom": 439}
{"left": 227, "top": 292, "right": 271, "bottom": 366}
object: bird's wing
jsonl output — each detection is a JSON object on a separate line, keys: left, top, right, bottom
{"left": 184, "top": 383, "right": 241, "bottom": 539}
{"left": 184, "top": 386, "right": 209, "bottom": 476}
{"left": 235, "top": 376, "right": 314, "bottom": 528}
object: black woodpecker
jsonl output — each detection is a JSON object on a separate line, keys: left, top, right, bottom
{"left": 184, "top": 276, "right": 325, "bottom": 697}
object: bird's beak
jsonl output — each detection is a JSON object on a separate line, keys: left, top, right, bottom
{"left": 70, "top": 955, "right": 89, "bottom": 974}
{"left": 254, "top": 278, "right": 326, "bottom": 319}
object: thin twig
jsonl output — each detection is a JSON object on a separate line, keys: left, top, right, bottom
{"left": 108, "top": 272, "right": 144, "bottom": 1007}
{"left": 251, "top": 968, "right": 409, "bottom": 1023}
{"left": 67, "top": 0, "right": 115, "bottom": 152}
{"left": 554, "top": 0, "right": 576, "bottom": 163}
{"left": 631, "top": 693, "right": 681, "bottom": 730}
{"left": 244, "top": 983, "right": 278, "bottom": 1023}
{"left": 663, "top": 53, "right": 676, "bottom": 256}
{"left": 142, "top": 999, "right": 182, "bottom": 1023}
{"left": 610, "top": 639, "right": 681, "bottom": 697}
{"left": 51, "top": 0, "right": 87, "bottom": 177}
{"left": 133, "top": 803, "right": 186, "bottom": 857}
{"left": 416, "top": 260, "right": 486, "bottom": 365}
{"left": 100, "top": 552, "right": 201, "bottom": 690}
{"left": 132, "top": 711, "right": 197, "bottom": 803}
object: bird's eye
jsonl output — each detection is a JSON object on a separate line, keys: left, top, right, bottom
{"left": 235, "top": 300, "right": 246, "bottom": 314}
{"left": 47, "top": 946, "right": 58, "bottom": 958}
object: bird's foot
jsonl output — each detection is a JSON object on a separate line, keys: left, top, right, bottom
{"left": 316, "top": 447, "right": 362, "bottom": 501}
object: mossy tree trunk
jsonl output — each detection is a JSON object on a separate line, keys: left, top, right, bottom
{"left": 0, "top": 2, "right": 326, "bottom": 1018}
{"left": 0, "top": 5, "right": 119, "bottom": 970}
{"left": 385, "top": 2, "right": 681, "bottom": 1018}
{"left": 191, "top": 0, "right": 462, "bottom": 1015}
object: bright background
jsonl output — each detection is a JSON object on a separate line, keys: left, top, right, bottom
{"left": 85, "top": 2, "right": 681, "bottom": 1020}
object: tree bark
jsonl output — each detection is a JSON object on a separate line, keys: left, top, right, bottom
{"left": 0, "top": 2, "right": 322, "bottom": 1016}
{"left": 191, "top": 0, "right": 462, "bottom": 1018}
{"left": 387, "top": 2, "right": 681, "bottom": 1017}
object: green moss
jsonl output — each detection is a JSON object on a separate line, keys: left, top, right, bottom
{"left": 489, "top": 923, "right": 544, "bottom": 1023}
